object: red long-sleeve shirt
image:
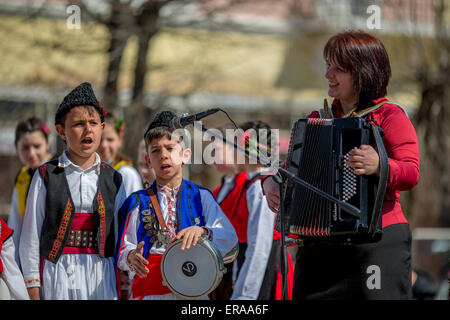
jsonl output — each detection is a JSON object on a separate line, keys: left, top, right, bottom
{"left": 308, "top": 97, "right": 420, "bottom": 228}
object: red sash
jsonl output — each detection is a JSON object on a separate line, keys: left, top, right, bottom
{"left": 62, "top": 213, "right": 99, "bottom": 254}
{"left": 213, "top": 172, "right": 280, "bottom": 243}
{"left": 213, "top": 173, "right": 250, "bottom": 242}
{"left": 131, "top": 254, "right": 172, "bottom": 299}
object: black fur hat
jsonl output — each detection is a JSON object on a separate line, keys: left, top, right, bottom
{"left": 55, "top": 82, "right": 105, "bottom": 125}
{"left": 144, "top": 110, "right": 176, "bottom": 138}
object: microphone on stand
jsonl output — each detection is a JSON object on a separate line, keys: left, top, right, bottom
{"left": 169, "top": 108, "right": 221, "bottom": 130}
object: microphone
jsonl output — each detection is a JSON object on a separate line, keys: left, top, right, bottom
{"left": 169, "top": 108, "right": 220, "bottom": 130}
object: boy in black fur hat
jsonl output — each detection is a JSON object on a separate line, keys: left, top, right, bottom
{"left": 115, "top": 110, "right": 238, "bottom": 300}
{"left": 19, "top": 82, "right": 128, "bottom": 300}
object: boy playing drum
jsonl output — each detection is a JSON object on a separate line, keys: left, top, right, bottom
{"left": 115, "top": 110, "right": 238, "bottom": 300}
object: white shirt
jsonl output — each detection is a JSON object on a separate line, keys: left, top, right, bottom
{"left": 230, "top": 172, "right": 276, "bottom": 300}
{"left": 0, "top": 235, "right": 29, "bottom": 300}
{"left": 117, "top": 182, "right": 238, "bottom": 299}
{"left": 216, "top": 175, "right": 236, "bottom": 204}
{"left": 116, "top": 165, "right": 143, "bottom": 197}
{"left": 19, "top": 151, "right": 127, "bottom": 289}
{"left": 7, "top": 188, "right": 22, "bottom": 267}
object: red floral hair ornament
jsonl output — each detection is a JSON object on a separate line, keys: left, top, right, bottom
{"left": 98, "top": 100, "right": 108, "bottom": 116}
{"left": 40, "top": 123, "right": 51, "bottom": 137}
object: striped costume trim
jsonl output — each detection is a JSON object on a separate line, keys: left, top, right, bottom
{"left": 97, "top": 190, "right": 106, "bottom": 256}
{"left": 39, "top": 163, "right": 48, "bottom": 184}
{"left": 48, "top": 198, "right": 73, "bottom": 262}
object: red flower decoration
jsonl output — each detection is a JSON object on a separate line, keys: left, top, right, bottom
{"left": 98, "top": 100, "right": 108, "bottom": 115}
{"left": 40, "top": 124, "right": 51, "bottom": 137}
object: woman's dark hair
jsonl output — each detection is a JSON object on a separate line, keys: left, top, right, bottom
{"left": 323, "top": 30, "right": 392, "bottom": 109}
{"left": 15, "top": 117, "right": 50, "bottom": 146}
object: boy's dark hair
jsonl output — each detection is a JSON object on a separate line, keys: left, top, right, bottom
{"left": 55, "top": 82, "right": 106, "bottom": 126}
{"left": 144, "top": 110, "right": 186, "bottom": 148}
{"left": 144, "top": 126, "right": 175, "bottom": 148}
{"left": 15, "top": 117, "right": 50, "bottom": 146}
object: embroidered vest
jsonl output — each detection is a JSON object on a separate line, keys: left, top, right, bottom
{"left": 0, "top": 218, "right": 13, "bottom": 272}
{"left": 117, "top": 180, "right": 207, "bottom": 258}
{"left": 213, "top": 172, "right": 249, "bottom": 242}
{"left": 38, "top": 158, "right": 122, "bottom": 263}
{"left": 214, "top": 172, "right": 280, "bottom": 243}
{"left": 15, "top": 166, "right": 35, "bottom": 218}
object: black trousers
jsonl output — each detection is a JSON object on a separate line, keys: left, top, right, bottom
{"left": 292, "top": 223, "right": 413, "bottom": 300}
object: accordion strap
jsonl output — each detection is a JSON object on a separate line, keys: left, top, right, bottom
{"left": 354, "top": 101, "right": 409, "bottom": 119}
{"left": 319, "top": 99, "right": 333, "bottom": 119}
{"left": 368, "top": 124, "right": 389, "bottom": 235}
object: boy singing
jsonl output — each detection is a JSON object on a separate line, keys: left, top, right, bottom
{"left": 115, "top": 110, "right": 238, "bottom": 300}
{"left": 20, "top": 82, "right": 127, "bottom": 300}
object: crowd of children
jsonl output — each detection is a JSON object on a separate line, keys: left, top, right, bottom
{"left": 0, "top": 81, "right": 293, "bottom": 301}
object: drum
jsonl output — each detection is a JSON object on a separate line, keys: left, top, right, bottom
{"left": 161, "top": 237, "right": 229, "bottom": 299}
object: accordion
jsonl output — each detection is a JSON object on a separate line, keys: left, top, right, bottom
{"left": 278, "top": 117, "right": 389, "bottom": 244}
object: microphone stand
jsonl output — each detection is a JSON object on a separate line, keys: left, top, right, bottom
{"left": 271, "top": 172, "right": 289, "bottom": 300}
{"left": 196, "top": 122, "right": 360, "bottom": 216}
{"left": 192, "top": 120, "right": 361, "bottom": 300}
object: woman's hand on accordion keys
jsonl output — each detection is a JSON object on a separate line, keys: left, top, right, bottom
{"left": 263, "top": 175, "right": 280, "bottom": 213}
{"left": 346, "top": 145, "right": 380, "bottom": 176}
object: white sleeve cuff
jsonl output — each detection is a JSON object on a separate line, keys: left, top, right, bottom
{"left": 24, "top": 276, "right": 40, "bottom": 288}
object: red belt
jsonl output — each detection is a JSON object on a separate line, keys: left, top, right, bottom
{"left": 131, "top": 254, "right": 172, "bottom": 299}
{"left": 62, "top": 213, "right": 99, "bottom": 254}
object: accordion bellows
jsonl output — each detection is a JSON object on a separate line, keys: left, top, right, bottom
{"left": 279, "top": 117, "right": 388, "bottom": 244}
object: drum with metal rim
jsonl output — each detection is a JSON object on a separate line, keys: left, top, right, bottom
{"left": 161, "top": 237, "right": 233, "bottom": 299}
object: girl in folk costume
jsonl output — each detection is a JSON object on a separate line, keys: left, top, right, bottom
{"left": 99, "top": 111, "right": 143, "bottom": 197}
{"left": 8, "top": 118, "right": 53, "bottom": 267}
{"left": 0, "top": 218, "right": 29, "bottom": 300}
{"left": 212, "top": 121, "right": 294, "bottom": 300}
{"left": 115, "top": 111, "right": 238, "bottom": 300}
{"left": 19, "top": 82, "right": 127, "bottom": 300}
